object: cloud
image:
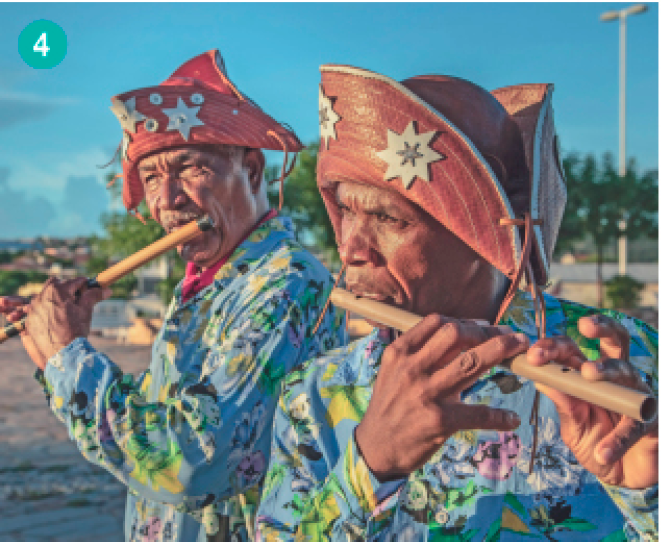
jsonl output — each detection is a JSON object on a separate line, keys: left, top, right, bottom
{"left": 0, "top": 90, "right": 77, "bottom": 131}
{"left": 50, "top": 175, "right": 110, "bottom": 237}
{"left": 0, "top": 167, "right": 57, "bottom": 239}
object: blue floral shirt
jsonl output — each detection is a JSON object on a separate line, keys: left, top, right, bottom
{"left": 37, "top": 216, "right": 348, "bottom": 541}
{"left": 256, "top": 292, "right": 658, "bottom": 541}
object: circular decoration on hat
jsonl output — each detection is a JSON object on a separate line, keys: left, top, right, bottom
{"left": 144, "top": 118, "right": 159, "bottom": 132}
{"left": 232, "top": 109, "right": 238, "bottom": 115}
{"left": 149, "top": 93, "right": 163, "bottom": 105}
{"left": 190, "top": 93, "right": 205, "bottom": 105}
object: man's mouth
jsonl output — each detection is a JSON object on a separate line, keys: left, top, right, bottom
{"left": 163, "top": 212, "right": 204, "bottom": 234}
{"left": 348, "top": 287, "right": 397, "bottom": 305}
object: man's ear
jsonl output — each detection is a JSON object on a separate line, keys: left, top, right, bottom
{"left": 243, "top": 148, "right": 266, "bottom": 194}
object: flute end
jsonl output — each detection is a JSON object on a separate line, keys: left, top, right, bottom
{"left": 196, "top": 216, "right": 215, "bottom": 232}
{"left": 641, "top": 397, "right": 657, "bottom": 424}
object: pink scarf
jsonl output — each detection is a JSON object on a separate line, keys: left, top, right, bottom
{"left": 180, "top": 209, "right": 278, "bottom": 303}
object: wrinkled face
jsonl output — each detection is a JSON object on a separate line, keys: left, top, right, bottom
{"left": 138, "top": 146, "right": 263, "bottom": 268}
{"left": 335, "top": 181, "right": 506, "bottom": 321}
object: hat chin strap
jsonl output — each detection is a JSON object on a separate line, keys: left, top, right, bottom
{"left": 266, "top": 130, "right": 298, "bottom": 211}
{"left": 497, "top": 212, "right": 548, "bottom": 475}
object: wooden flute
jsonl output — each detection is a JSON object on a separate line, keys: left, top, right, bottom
{"left": 0, "top": 216, "right": 214, "bottom": 345}
{"left": 331, "top": 287, "right": 657, "bottom": 423}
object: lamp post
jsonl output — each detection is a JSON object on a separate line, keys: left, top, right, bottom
{"left": 600, "top": 4, "right": 648, "bottom": 276}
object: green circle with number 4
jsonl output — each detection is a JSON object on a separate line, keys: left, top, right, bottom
{"left": 18, "top": 20, "right": 67, "bottom": 69}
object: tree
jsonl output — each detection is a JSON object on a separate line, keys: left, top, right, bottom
{"left": 267, "top": 143, "right": 339, "bottom": 268}
{"left": 605, "top": 275, "right": 644, "bottom": 309}
{"left": 558, "top": 153, "right": 657, "bottom": 307}
{"left": 87, "top": 172, "right": 182, "bottom": 304}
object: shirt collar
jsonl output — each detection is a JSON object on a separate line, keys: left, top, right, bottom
{"left": 181, "top": 209, "right": 278, "bottom": 303}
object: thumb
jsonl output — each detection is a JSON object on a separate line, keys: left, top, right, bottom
{"left": 78, "top": 284, "right": 106, "bottom": 309}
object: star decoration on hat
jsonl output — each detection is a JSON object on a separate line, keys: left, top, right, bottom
{"left": 376, "top": 121, "right": 445, "bottom": 189}
{"left": 162, "top": 97, "right": 205, "bottom": 141}
{"left": 110, "top": 97, "right": 146, "bottom": 134}
{"left": 319, "top": 85, "right": 341, "bottom": 150}
{"left": 120, "top": 132, "right": 131, "bottom": 162}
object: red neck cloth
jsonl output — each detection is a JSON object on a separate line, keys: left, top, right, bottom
{"left": 180, "top": 209, "right": 278, "bottom": 303}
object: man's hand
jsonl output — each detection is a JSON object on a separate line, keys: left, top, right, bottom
{"left": 354, "top": 315, "right": 529, "bottom": 481}
{"left": 0, "top": 295, "right": 48, "bottom": 369}
{"left": 528, "top": 314, "right": 658, "bottom": 489}
{"left": 15, "top": 278, "right": 111, "bottom": 369}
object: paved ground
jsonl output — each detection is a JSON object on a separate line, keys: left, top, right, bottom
{"left": 0, "top": 337, "right": 152, "bottom": 541}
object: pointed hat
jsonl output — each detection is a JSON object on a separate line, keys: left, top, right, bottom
{"left": 110, "top": 49, "right": 303, "bottom": 212}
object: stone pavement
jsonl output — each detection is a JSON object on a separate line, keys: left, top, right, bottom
{"left": 0, "top": 337, "right": 152, "bottom": 541}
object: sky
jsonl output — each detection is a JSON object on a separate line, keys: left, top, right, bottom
{"left": 0, "top": 2, "right": 658, "bottom": 239}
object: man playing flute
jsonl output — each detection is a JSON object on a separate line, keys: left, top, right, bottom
{"left": 255, "top": 66, "right": 658, "bottom": 540}
{"left": 0, "top": 50, "right": 347, "bottom": 541}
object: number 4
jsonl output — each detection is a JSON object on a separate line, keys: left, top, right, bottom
{"left": 33, "top": 33, "right": 50, "bottom": 57}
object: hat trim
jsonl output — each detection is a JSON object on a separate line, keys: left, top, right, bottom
{"left": 530, "top": 85, "right": 553, "bottom": 281}
{"left": 320, "top": 63, "right": 522, "bottom": 272}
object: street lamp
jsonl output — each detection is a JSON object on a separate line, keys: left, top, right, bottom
{"left": 600, "top": 3, "right": 648, "bottom": 276}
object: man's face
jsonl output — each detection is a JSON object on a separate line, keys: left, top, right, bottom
{"left": 138, "top": 146, "right": 262, "bottom": 268}
{"left": 335, "top": 182, "right": 504, "bottom": 320}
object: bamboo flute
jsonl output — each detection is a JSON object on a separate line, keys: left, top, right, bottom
{"left": 0, "top": 216, "right": 214, "bottom": 344}
{"left": 331, "top": 287, "right": 657, "bottom": 423}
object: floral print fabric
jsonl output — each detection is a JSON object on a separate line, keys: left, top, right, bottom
{"left": 37, "top": 216, "right": 348, "bottom": 542}
{"left": 256, "top": 292, "right": 658, "bottom": 541}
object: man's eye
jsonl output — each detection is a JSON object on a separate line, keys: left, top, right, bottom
{"left": 375, "top": 212, "right": 396, "bottom": 223}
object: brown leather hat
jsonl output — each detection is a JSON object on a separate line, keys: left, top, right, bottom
{"left": 317, "top": 64, "right": 566, "bottom": 286}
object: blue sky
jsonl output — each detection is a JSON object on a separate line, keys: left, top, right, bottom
{"left": 0, "top": 2, "right": 657, "bottom": 239}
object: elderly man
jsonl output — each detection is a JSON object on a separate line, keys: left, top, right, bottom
{"left": 0, "top": 50, "right": 347, "bottom": 541}
{"left": 255, "top": 66, "right": 658, "bottom": 540}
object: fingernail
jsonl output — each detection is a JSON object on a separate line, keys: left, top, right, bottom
{"left": 514, "top": 333, "right": 529, "bottom": 344}
{"left": 528, "top": 347, "right": 545, "bottom": 363}
{"left": 597, "top": 448, "right": 614, "bottom": 465}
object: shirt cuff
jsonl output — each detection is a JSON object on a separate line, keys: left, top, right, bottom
{"left": 601, "top": 482, "right": 658, "bottom": 540}
{"left": 330, "top": 434, "right": 406, "bottom": 529}
{"left": 42, "top": 337, "right": 97, "bottom": 420}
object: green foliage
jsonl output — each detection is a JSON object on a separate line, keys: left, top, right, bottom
{"left": 557, "top": 153, "right": 658, "bottom": 256}
{"left": 0, "top": 251, "right": 12, "bottom": 264}
{"left": 605, "top": 274, "right": 644, "bottom": 309}
{"left": 557, "top": 153, "right": 657, "bottom": 306}
{"left": 267, "top": 143, "right": 339, "bottom": 268}
{"left": 0, "top": 270, "right": 49, "bottom": 296}
{"left": 88, "top": 173, "right": 184, "bottom": 303}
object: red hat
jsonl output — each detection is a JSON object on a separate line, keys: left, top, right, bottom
{"left": 110, "top": 49, "right": 303, "bottom": 212}
{"left": 317, "top": 65, "right": 566, "bottom": 287}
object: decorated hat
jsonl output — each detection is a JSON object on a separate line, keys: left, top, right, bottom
{"left": 317, "top": 64, "right": 566, "bottom": 287}
{"left": 110, "top": 49, "right": 303, "bottom": 212}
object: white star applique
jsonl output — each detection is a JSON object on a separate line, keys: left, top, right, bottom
{"left": 120, "top": 132, "right": 131, "bottom": 162}
{"left": 109, "top": 96, "right": 146, "bottom": 134}
{"left": 162, "top": 97, "right": 205, "bottom": 141}
{"left": 319, "top": 85, "right": 341, "bottom": 150}
{"left": 376, "top": 121, "right": 446, "bottom": 189}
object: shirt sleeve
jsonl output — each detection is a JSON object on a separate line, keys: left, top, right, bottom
{"left": 256, "top": 395, "right": 404, "bottom": 540}
{"left": 35, "top": 265, "right": 345, "bottom": 513}
{"left": 599, "top": 483, "right": 658, "bottom": 541}
{"left": 598, "top": 313, "right": 658, "bottom": 541}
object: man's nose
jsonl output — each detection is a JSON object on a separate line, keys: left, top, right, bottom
{"left": 338, "top": 221, "right": 381, "bottom": 267}
{"left": 159, "top": 177, "right": 187, "bottom": 209}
